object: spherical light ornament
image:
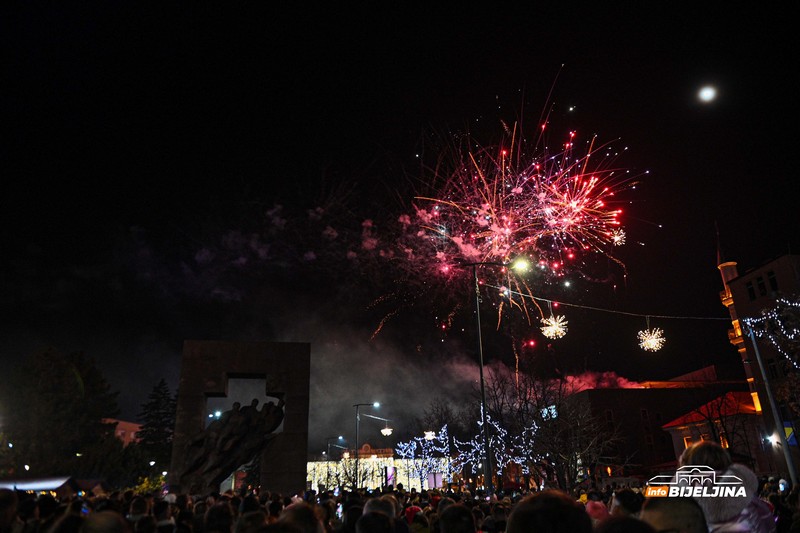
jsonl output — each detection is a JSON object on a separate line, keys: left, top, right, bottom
{"left": 541, "top": 315, "right": 568, "bottom": 339}
{"left": 638, "top": 328, "right": 666, "bottom": 351}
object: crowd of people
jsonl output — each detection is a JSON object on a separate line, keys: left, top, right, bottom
{"left": 1, "top": 442, "right": 798, "bottom": 533}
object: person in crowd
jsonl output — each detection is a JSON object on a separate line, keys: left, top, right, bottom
{"left": 407, "top": 512, "right": 427, "bottom": 533}
{"left": 335, "top": 505, "right": 361, "bottom": 533}
{"left": 16, "top": 497, "right": 38, "bottom": 533}
{"left": 266, "top": 502, "right": 283, "bottom": 526}
{"left": 277, "top": 502, "right": 324, "bottom": 533}
{"left": 477, "top": 501, "right": 507, "bottom": 533}
{"left": 80, "top": 510, "right": 133, "bottom": 533}
{"left": 37, "top": 495, "right": 62, "bottom": 533}
{"left": 192, "top": 500, "right": 208, "bottom": 533}
{"left": 678, "top": 440, "right": 775, "bottom": 532}
{"left": 361, "top": 499, "right": 406, "bottom": 533}
{"left": 125, "top": 499, "right": 148, "bottom": 529}
{"left": 505, "top": 490, "right": 592, "bottom": 533}
{"left": 436, "top": 505, "right": 474, "bottom": 533}
{"left": 354, "top": 513, "right": 393, "bottom": 533}
{"left": 175, "top": 508, "right": 194, "bottom": 533}
{"left": 585, "top": 499, "right": 610, "bottom": 527}
{"left": 234, "top": 510, "right": 267, "bottom": 533}
{"left": 608, "top": 489, "right": 644, "bottom": 518}
{"left": 133, "top": 516, "right": 156, "bottom": 533}
{"left": 0, "top": 489, "right": 22, "bottom": 533}
{"left": 593, "top": 515, "right": 656, "bottom": 533}
{"left": 152, "top": 500, "right": 175, "bottom": 533}
{"left": 238, "top": 498, "right": 260, "bottom": 517}
{"left": 204, "top": 502, "right": 235, "bottom": 533}
{"left": 639, "top": 496, "right": 708, "bottom": 533}
{"left": 314, "top": 500, "right": 337, "bottom": 533}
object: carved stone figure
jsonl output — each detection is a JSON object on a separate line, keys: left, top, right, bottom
{"left": 177, "top": 397, "right": 285, "bottom": 494}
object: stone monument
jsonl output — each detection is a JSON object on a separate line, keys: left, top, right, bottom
{"left": 169, "top": 340, "right": 310, "bottom": 495}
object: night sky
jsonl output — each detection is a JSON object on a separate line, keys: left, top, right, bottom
{"left": 3, "top": 5, "right": 799, "bottom": 454}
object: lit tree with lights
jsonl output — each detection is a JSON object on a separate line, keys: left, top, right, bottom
{"left": 452, "top": 414, "right": 527, "bottom": 489}
{"left": 473, "top": 359, "right": 619, "bottom": 492}
{"left": 744, "top": 296, "right": 800, "bottom": 371}
{"left": 395, "top": 435, "right": 437, "bottom": 489}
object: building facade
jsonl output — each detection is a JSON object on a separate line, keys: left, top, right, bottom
{"left": 718, "top": 253, "right": 800, "bottom": 480}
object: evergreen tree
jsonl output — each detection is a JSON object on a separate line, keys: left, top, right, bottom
{"left": 1, "top": 348, "right": 120, "bottom": 477}
{"left": 134, "top": 378, "right": 176, "bottom": 470}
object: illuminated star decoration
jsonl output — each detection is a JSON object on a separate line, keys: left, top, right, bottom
{"left": 541, "top": 314, "right": 568, "bottom": 339}
{"left": 638, "top": 327, "right": 666, "bottom": 352}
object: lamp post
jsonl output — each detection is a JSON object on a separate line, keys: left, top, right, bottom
{"left": 463, "top": 262, "right": 496, "bottom": 496}
{"left": 326, "top": 435, "right": 344, "bottom": 458}
{"left": 461, "top": 259, "right": 528, "bottom": 496}
{"left": 354, "top": 402, "right": 380, "bottom": 490}
{"left": 745, "top": 327, "right": 798, "bottom": 485}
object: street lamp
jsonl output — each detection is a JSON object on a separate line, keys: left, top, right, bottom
{"left": 354, "top": 402, "right": 380, "bottom": 490}
{"left": 462, "top": 258, "right": 528, "bottom": 496}
{"left": 361, "top": 413, "right": 393, "bottom": 436}
{"left": 326, "top": 435, "right": 345, "bottom": 458}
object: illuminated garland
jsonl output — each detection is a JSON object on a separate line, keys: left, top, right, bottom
{"left": 742, "top": 297, "right": 800, "bottom": 370}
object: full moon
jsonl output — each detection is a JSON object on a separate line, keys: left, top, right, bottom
{"left": 698, "top": 85, "right": 717, "bottom": 102}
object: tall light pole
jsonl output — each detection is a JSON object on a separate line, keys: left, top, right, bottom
{"left": 462, "top": 259, "right": 528, "bottom": 496}
{"left": 354, "top": 401, "right": 380, "bottom": 490}
{"left": 467, "top": 263, "right": 493, "bottom": 496}
{"left": 745, "top": 327, "right": 798, "bottom": 485}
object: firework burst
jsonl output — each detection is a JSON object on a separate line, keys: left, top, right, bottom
{"left": 398, "top": 122, "right": 642, "bottom": 328}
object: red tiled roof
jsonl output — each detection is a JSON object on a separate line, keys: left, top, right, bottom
{"left": 662, "top": 391, "right": 757, "bottom": 429}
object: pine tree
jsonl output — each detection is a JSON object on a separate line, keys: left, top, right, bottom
{"left": 135, "top": 379, "right": 176, "bottom": 470}
{"left": 1, "top": 348, "right": 120, "bottom": 477}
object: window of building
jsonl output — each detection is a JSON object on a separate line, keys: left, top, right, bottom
{"left": 757, "top": 276, "right": 767, "bottom": 296}
{"left": 746, "top": 281, "right": 756, "bottom": 300}
{"left": 767, "top": 271, "right": 778, "bottom": 292}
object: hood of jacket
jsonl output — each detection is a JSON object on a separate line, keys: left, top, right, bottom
{"left": 696, "top": 463, "right": 759, "bottom": 523}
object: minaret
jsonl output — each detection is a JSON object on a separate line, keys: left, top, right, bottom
{"left": 716, "top": 228, "right": 762, "bottom": 413}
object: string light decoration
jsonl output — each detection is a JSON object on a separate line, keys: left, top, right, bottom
{"left": 541, "top": 314, "right": 568, "bottom": 339}
{"left": 638, "top": 317, "right": 665, "bottom": 352}
{"left": 742, "top": 297, "right": 800, "bottom": 370}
